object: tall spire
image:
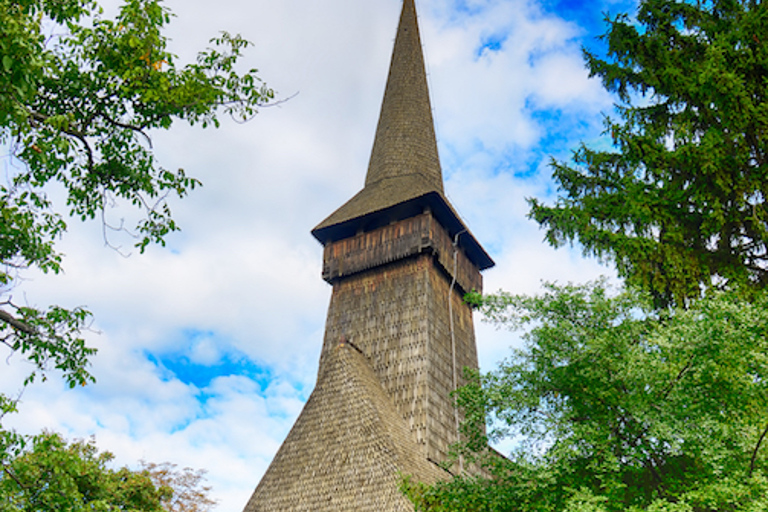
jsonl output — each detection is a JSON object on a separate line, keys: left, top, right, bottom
{"left": 365, "top": 0, "right": 443, "bottom": 192}
{"left": 312, "top": 0, "right": 493, "bottom": 270}
{"left": 312, "top": 0, "right": 445, "bottom": 238}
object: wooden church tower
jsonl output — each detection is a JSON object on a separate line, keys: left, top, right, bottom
{"left": 243, "top": 1, "right": 493, "bottom": 510}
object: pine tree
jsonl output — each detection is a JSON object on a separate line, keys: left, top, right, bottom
{"left": 530, "top": 0, "right": 768, "bottom": 306}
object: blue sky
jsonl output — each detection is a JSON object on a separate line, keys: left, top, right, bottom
{"left": 1, "top": 0, "right": 636, "bottom": 509}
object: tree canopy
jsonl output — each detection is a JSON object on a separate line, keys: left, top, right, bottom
{"left": 404, "top": 283, "right": 768, "bottom": 512}
{"left": 0, "top": 0, "right": 271, "bottom": 405}
{"left": 141, "top": 462, "right": 216, "bottom": 512}
{"left": 1, "top": 0, "right": 270, "bottom": 503}
{"left": 529, "top": 0, "right": 768, "bottom": 307}
{"left": 0, "top": 432, "right": 216, "bottom": 511}
{"left": 1, "top": 432, "right": 168, "bottom": 511}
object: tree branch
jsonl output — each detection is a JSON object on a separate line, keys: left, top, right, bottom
{"left": 750, "top": 420, "right": 768, "bottom": 477}
{"left": 95, "top": 108, "right": 153, "bottom": 148}
{"left": 659, "top": 356, "right": 695, "bottom": 402}
{"left": 1, "top": 463, "right": 26, "bottom": 489}
{"left": 27, "top": 110, "right": 95, "bottom": 171}
{"left": 0, "top": 309, "right": 36, "bottom": 336}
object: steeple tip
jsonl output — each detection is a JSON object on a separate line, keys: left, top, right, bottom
{"left": 313, "top": 0, "right": 445, "bottom": 238}
{"left": 365, "top": 0, "right": 443, "bottom": 192}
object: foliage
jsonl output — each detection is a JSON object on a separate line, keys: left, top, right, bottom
{"left": 405, "top": 282, "right": 768, "bottom": 511}
{"left": 528, "top": 0, "right": 768, "bottom": 306}
{"left": 142, "top": 462, "right": 216, "bottom": 512}
{"left": 0, "top": 433, "right": 217, "bottom": 511}
{"left": 0, "top": 0, "right": 271, "bottom": 462}
{"left": 0, "top": 0, "right": 271, "bottom": 501}
{"left": 0, "top": 432, "right": 168, "bottom": 511}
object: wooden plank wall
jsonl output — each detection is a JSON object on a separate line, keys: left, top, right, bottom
{"left": 321, "top": 212, "right": 483, "bottom": 295}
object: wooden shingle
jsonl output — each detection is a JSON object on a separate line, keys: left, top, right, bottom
{"left": 243, "top": 342, "right": 446, "bottom": 511}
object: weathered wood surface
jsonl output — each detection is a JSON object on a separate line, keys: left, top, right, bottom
{"left": 243, "top": 342, "right": 446, "bottom": 512}
{"left": 321, "top": 250, "right": 479, "bottom": 466}
{"left": 322, "top": 212, "right": 483, "bottom": 295}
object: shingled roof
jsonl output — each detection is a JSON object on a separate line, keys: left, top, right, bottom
{"left": 312, "top": 0, "right": 493, "bottom": 270}
{"left": 314, "top": 0, "right": 441, "bottom": 234}
{"left": 242, "top": 341, "right": 447, "bottom": 512}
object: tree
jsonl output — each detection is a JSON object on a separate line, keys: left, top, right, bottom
{"left": 0, "top": 432, "right": 167, "bottom": 511}
{"left": 0, "top": 0, "right": 271, "bottom": 460}
{"left": 142, "top": 462, "right": 216, "bottom": 512}
{"left": 528, "top": 0, "right": 768, "bottom": 307}
{"left": 404, "top": 282, "right": 768, "bottom": 512}
{"left": 0, "top": 432, "right": 217, "bottom": 511}
{"left": 0, "top": 1, "right": 271, "bottom": 504}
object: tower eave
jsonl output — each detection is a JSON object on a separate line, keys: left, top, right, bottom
{"left": 312, "top": 190, "right": 495, "bottom": 272}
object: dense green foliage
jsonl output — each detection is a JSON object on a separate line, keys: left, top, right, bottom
{"left": 0, "top": 0, "right": 270, "bottom": 504}
{"left": 0, "top": 432, "right": 168, "bottom": 511}
{"left": 529, "top": 0, "right": 768, "bottom": 307}
{"left": 405, "top": 283, "right": 768, "bottom": 511}
{"left": 0, "top": 433, "right": 216, "bottom": 511}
